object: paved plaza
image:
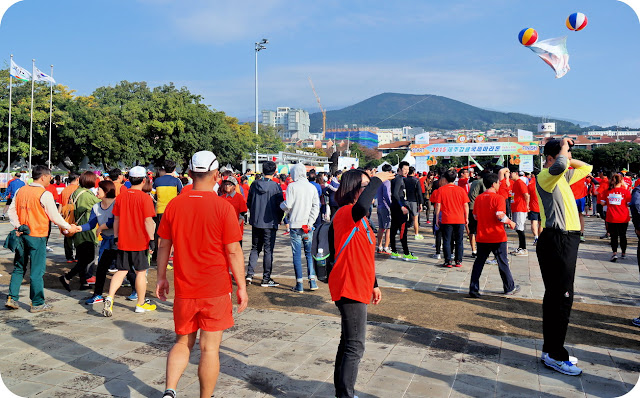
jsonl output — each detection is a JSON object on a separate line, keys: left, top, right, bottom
{"left": 0, "top": 216, "right": 638, "bottom": 397}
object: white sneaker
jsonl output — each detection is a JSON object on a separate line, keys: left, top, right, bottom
{"left": 46, "top": 246, "right": 54, "bottom": 252}
{"left": 486, "top": 259, "right": 497, "bottom": 265}
{"left": 543, "top": 355, "right": 582, "bottom": 375}
{"left": 512, "top": 248, "right": 528, "bottom": 256}
{"left": 541, "top": 352, "right": 578, "bottom": 365}
{"left": 431, "top": 253, "right": 441, "bottom": 260}
{"left": 414, "top": 234, "right": 424, "bottom": 240}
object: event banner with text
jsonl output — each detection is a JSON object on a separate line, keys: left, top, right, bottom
{"left": 410, "top": 142, "right": 540, "bottom": 157}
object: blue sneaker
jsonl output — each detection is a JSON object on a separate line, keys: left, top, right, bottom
{"left": 309, "top": 280, "right": 318, "bottom": 291}
{"left": 85, "top": 295, "right": 104, "bottom": 305}
{"left": 291, "top": 282, "right": 304, "bottom": 293}
{"left": 543, "top": 355, "right": 582, "bottom": 375}
{"left": 126, "top": 292, "right": 138, "bottom": 301}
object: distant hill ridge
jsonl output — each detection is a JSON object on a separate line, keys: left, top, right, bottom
{"left": 309, "top": 93, "right": 582, "bottom": 133}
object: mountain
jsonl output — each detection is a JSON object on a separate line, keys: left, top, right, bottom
{"left": 309, "top": 93, "right": 582, "bottom": 133}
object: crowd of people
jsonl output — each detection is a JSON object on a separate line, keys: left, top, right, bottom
{"left": 2, "top": 138, "right": 640, "bottom": 397}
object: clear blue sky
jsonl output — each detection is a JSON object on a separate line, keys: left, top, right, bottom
{"left": 1, "top": 0, "right": 639, "bottom": 128}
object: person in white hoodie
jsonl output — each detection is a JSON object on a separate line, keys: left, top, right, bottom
{"left": 280, "top": 163, "right": 321, "bottom": 292}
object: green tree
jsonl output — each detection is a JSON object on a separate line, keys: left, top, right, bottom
{"left": 570, "top": 148, "right": 593, "bottom": 164}
{"left": 592, "top": 142, "right": 640, "bottom": 172}
{"left": 383, "top": 150, "right": 407, "bottom": 164}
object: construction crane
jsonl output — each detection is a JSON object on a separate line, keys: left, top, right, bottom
{"left": 308, "top": 77, "right": 326, "bottom": 139}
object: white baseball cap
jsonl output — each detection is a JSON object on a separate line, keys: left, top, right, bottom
{"left": 129, "top": 166, "right": 147, "bottom": 178}
{"left": 190, "top": 151, "right": 219, "bottom": 172}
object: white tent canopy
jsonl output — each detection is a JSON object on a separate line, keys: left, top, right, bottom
{"left": 401, "top": 151, "right": 416, "bottom": 167}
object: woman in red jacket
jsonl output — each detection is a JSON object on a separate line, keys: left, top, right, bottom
{"left": 329, "top": 168, "right": 393, "bottom": 398}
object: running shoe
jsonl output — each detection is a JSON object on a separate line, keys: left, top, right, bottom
{"left": 376, "top": 248, "right": 386, "bottom": 254}
{"left": 621, "top": 253, "right": 626, "bottom": 259}
{"left": 85, "top": 295, "right": 104, "bottom": 305}
{"left": 442, "top": 262, "right": 453, "bottom": 268}
{"left": 121, "top": 280, "right": 131, "bottom": 287}
{"left": 167, "top": 264, "right": 174, "bottom": 270}
{"left": 471, "top": 252, "right": 477, "bottom": 258}
{"left": 505, "top": 285, "right": 521, "bottom": 295}
{"left": 30, "top": 303, "right": 53, "bottom": 313}
{"left": 59, "top": 275, "right": 71, "bottom": 292}
{"left": 162, "top": 389, "right": 177, "bottom": 398}
{"left": 135, "top": 302, "right": 157, "bottom": 313}
{"left": 66, "top": 260, "right": 74, "bottom": 264}
{"left": 309, "top": 280, "right": 319, "bottom": 291}
{"left": 283, "top": 230, "right": 290, "bottom": 236}
{"left": 5, "top": 297, "right": 19, "bottom": 310}
{"left": 454, "top": 261, "right": 462, "bottom": 268}
{"left": 414, "top": 234, "right": 424, "bottom": 240}
{"left": 543, "top": 355, "right": 582, "bottom": 376}
{"left": 533, "top": 237, "right": 538, "bottom": 246}
{"left": 514, "top": 249, "right": 528, "bottom": 257}
{"left": 540, "top": 352, "right": 578, "bottom": 365}
{"left": 46, "top": 246, "right": 53, "bottom": 253}
{"left": 86, "top": 276, "right": 96, "bottom": 285}
{"left": 580, "top": 235, "right": 585, "bottom": 243}
{"left": 632, "top": 317, "right": 640, "bottom": 327}
{"left": 383, "top": 248, "right": 393, "bottom": 254}
{"left": 610, "top": 254, "right": 618, "bottom": 262}
{"left": 245, "top": 274, "right": 253, "bottom": 284}
{"left": 403, "top": 253, "right": 419, "bottom": 261}
{"left": 486, "top": 259, "right": 498, "bottom": 265}
{"left": 390, "top": 252, "right": 403, "bottom": 260}
{"left": 126, "top": 292, "right": 138, "bottom": 301}
{"left": 427, "top": 220, "right": 432, "bottom": 224}
{"left": 291, "top": 282, "right": 304, "bottom": 293}
{"left": 260, "top": 278, "right": 279, "bottom": 287}
{"left": 103, "top": 296, "right": 113, "bottom": 317}
{"left": 431, "top": 253, "right": 441, "bottom": 260}
{"left": 108, "top": 267, "right": 117, "bottom": 274}
{"left": 468, "top": 291, "right": 481, "bottom": 299}
{"left": 600, "top": 234, "right": 610, "bottom": 239}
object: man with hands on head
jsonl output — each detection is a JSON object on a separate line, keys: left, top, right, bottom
{"left": 536, "top": 138, "right": 592, "bottom": 376}
{"left": 155, "top": 151, "right": 248, "bottom": 398}
{"left": 5, "top": 165, "right": 77, "bottom": 312}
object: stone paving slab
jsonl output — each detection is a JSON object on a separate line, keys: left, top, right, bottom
{"left": 0, "top": 285, "right": 638, "bottom": 397}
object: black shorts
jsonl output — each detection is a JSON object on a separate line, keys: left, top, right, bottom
{"left": 116, "top": 250, "right": 150, "bottom": 271}
{"left": 468, "top": 209, "right": 477, "bottom": 234}
{"left": 528, "top": 211, "right": 541, "bottom": 221}
{"left": 6, "top": 198, "right": 12, "bottom": 206}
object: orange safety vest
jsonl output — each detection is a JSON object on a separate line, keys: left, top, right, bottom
{"left": 16, "top": 185, "right": 50, "bottom": 237}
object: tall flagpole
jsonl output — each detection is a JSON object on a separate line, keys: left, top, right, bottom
{"left": 8, "top": 55, "right": 13, "bottom": 173}
{"left": 47, "top": 65, "right": 53, "bottom": 169}
{"left": 28, "top": 58, "right": 35, "bottom": 172}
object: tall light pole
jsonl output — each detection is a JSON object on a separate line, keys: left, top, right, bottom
{"left": 255, "top": 39, "right": 268, "bottom": 172}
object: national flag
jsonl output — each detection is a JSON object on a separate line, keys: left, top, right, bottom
{"left": 34, "top": 65, "right": 55, "bottom": 84}
{"left": 10, "top": 59, "right": 30, "bottom": 81}
{"left": 529, "top": 36, "right": 570, "bottom": 79}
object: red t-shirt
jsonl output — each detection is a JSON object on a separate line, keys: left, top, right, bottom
{"left": 45, "top": 184, "right": 60, "bottom": 203}
{"left": 419, "top": 176, "right": 427, "bottom": 193}
{"left": 430, "top": 188, "right": 440, "bottom": 204}
{"left": 473, "top": 191, "right": 507, "bottom": 243}
{"left": 181, "top": 184, "right": 193, "bottom": 195}
{"left": 458, "top": 178, "right": 470, "bottom": 193}
{"left": 624, "top": 176, "right": 632, "bottom": 188}
{"left": 498, "top": 179, "right": 511, "bottom": 200}
{"left": 511, "top": 179, "right": 529, "bottom": 213}
{"left": 328, "top": 205, "right": 376, "bottom": 304}
{"left": 434, "top": 184, "right": 469, "bottom": 224}
{"left": 528, "top": 177, "right": 540, "bottom": 213}
{"left": 158, "top": 191, "right": 242, "bottom": 298}
{"left": 597, "top": 179, "right": 610, "bottom": 205}
{"left": 113, "top": 190, "right": 156, "bottom": 251}
{"left": 605, "top": 187, "right": 631, "bottom": 223}
{"left": 570, "top": 177, "right": 588, "bottom": 200}
{"left": 222, "top": 192, "right": 248, "bottom": 235}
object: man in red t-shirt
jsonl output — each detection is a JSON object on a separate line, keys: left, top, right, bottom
{"left": 570, "top": 174, "right": 588, "bottom": 241}
{"left": 510, "top": 167, "right": 530, "bottom": 255}
{"left": 434, "top": 169, "right": 470, "bottom": 267}
{"left": 498, "top": 168, "right": 512, "bottom": 218}
{"left": 155, "top": 151, "right": 247, "bottom": 398}
{"left": 528, "top": 174, "right": 542, "bottom": 244}
{"left": 103, "top": 166, "right": 157, "bottom": 317}
{"left": 469, "top": 173, "right": 519, "bottom": 298}
{"left": 458, "top": 168, "right": 470, "bottom": 193}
